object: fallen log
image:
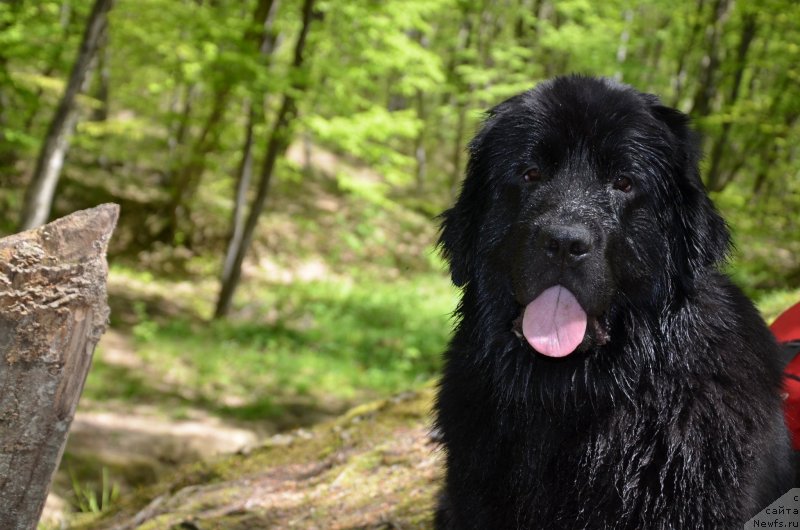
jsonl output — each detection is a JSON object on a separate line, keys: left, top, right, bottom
{"left": 0, "top": 204, "right": 119, "bottom": 530}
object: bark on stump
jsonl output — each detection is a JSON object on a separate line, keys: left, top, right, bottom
{"left": 0, "top": 204, "right": 119, "bottom": 530}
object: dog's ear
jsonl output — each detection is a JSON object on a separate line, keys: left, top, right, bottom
{"left": 649, "top": 102, "right": 731, "bottom": 272}
{"left": 438, "top": 128, "right": 489, "bottom": 287}
{"left": 438, "top": 196, "right": 476, "bottom": 288}
{"left": 439, "top": 98, "right": 519, "bottom": 286}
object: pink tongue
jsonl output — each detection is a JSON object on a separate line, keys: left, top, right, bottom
{"left": 522, "top": 285, "right": 587, "bottom": 357}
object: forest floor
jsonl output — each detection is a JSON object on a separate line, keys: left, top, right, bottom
{"left": 42, "top": 178, "right": 457, "bottom": 527}
{"left": 66, "top": 386, "right": 442, "bottom": 529}
{"left": 43, "top": 265, "right": 455, "bottom": 527}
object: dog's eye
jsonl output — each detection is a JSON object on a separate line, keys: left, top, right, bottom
{"left": 522, "top": 167, "right": 541, "bottom": 183}
{"left": 613, "top": 175, "right": 633, "bottom": 193}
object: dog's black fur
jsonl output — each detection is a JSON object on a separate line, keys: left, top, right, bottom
{"left": 434, "top": 76, "right": 794, "bottom": 529}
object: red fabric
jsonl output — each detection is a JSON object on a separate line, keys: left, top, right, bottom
{"left": 771, "top": 301, "right": 800, "bottom": 343}
{"left": 770, "top": 301, "right": 800, "bottom": 450}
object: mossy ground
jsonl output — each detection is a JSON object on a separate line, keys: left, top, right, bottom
{"left": 72, "top": 387, "right": 441, "bottom": 529}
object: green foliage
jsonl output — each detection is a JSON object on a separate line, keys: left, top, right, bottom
{"left": 69, "top": 467, "right": 120, "bottom": 514}
{"left": 85, "top": 268, "right": 457, "bottom": 418}
{"left": 754, "top": 287, "right": 800, "bottom": 323}
{"left": 148, "top": 274, "right": 455, "bottom": 398}
{"left": 2, "top": 0, "right": 796, "bottom": 288}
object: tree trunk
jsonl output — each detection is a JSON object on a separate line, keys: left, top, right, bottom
{"left": 413, "top": 91, "right": 426, "bottom": 192}
{"left": 688, "top": 0, "right": 732, "bottom": 118}
{"left": 613, "top": 9, "right": 634, "bottom": 82}
{"left": 166, "top": 82, "right": 197, "bottom": 165}
{"left": 0, "top": 59, "right": 11, "bottom": 168}
{"left": 90, "top": 20, "right": 111, "bottom": 122}
{"left": 444, "top": 13, "right": 473, "bottom": 198}
{"left": 213, "top": 97, "right": 298, "bottom": 319}
{"left": 753, "top": 111, "right": 798, "bottom": 195}
{"left": 250, "top": 0, "right": 280, "bottom": 53}
{"left": 22, "top": 0, "right": 74, "bottom": 134}
{"left": 219, "top": 98, "right": 256, "bottom": 307}
{"left": 0, "top": 0, "right": 21, "bottom": 167}
{"left": 18, "top": 0, "right": 115, "bottom": 231}
{"left": 165, "top": 84, "right": 232, "bottom": 245}
{"left": 0, "top": 203, "right": 119, "bottom": 530}
{"left": 671, "top": 0, "right": 707, "bottom": 106}
{"left": 214, "top": 0, "right": 316, "bottom": 319}
{"left": 705, "top": 11, "right": 757, "bottom": 192}
{"left": 165, "top": 0, "right": 280, "bottom": 246}
{"left": 217, "top": 0, "right": 281, "bottom": 294}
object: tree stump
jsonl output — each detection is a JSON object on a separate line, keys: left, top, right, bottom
{"left": 0, "top": 204, "right": 119, "bottom": 530}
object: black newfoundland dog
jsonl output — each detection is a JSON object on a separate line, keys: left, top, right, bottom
{"left": 434, "top": 76, "right": 794, "bottom": 529}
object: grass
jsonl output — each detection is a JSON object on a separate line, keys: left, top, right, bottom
{"left": 84, "top": 266, "right": 458, "bottom": 423}
{"left": 69, "top": 467, "right": 120, "bottom": 514}
{"left": 752, "top": 286, "right": 800, "bottom": 323}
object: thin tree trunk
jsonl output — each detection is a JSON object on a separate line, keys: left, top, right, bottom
{"left": 219, "top": 98, "right": 256, "bottom": 295}
{"left": 671, "top": 0, "right": 707, "bottom": 106}
{"left": 216, "top": 0, "right": 282, "bottom": 317}
{"left": 705, "top": 11, "right": 757, "bottom": 191}
{"left": 0, "top": 0, "right": 21, "bottom": 168}
{"left": 214, "top": 0, "right": 316, "bottom": 319}
{"left": 18, "top": 0, "right": 115, "bottom": 230}
{"left": 613, "top": 9, "right": 634, "bottom": 82}
{"left": 0, "top": 59, "right": 11, "bottom": 168}
{"left": 642, "top": 17, "right": 671, "bottom": 87}
{"left": 0, "top": 204, "right": 118, "bottom": 530}
{"left": 413, "top": 33, "right": 427, "bottom": 192}
{"left": 439, "top": 13, "right": 471, "bottom": 108}
{"left": 165, "top": 84, "right": 232, "bottom": 244}
{"left": 250, "top": 0, "right": 280, "bottom": 52}
{"left": 90, "top": 21, "right": 110, "bottom": 122}
{"left": 0, "top": 0, "right": 21, "bottom": 166}
{"left": 166, "top": 0, "right": 281, "bottom": 245}
{"left": 414, "top": 116, "right": 427, "bottom": 192}
{"left": 23, "top": 0, "right": 75, "bottom": 133}
{"left": 167, "top": 82, "right": 197, "bottom": 164}
{"left": 753, "top": 112, "right": 798, "bottom": 195}
{"left": 688, "top": 0, "right": 732, "bottom": 118}
{"left": 214, "top": 97, "right": 294, "bottom": 318}
{"left": 444, "top": 13, "right": 473, "bottom": 197}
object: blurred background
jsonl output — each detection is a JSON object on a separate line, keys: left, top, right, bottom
{"left": 1, "top": 0, "right": 798, "bottom": 524}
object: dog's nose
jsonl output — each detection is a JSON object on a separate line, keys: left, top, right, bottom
{"left": 538, "top": 224, "right": 593, "bottom": 263}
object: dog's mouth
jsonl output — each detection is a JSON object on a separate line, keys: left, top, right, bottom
{"left": 512, "top": 285, "right": 610, "bottom": 357}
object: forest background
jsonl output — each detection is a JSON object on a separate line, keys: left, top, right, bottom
{"left": 1, "top": 0, "right": 799, "bottom": 524}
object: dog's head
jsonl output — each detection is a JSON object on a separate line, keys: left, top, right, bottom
{"left": 439, "top": 76, "right": 730, "bottom": 357}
